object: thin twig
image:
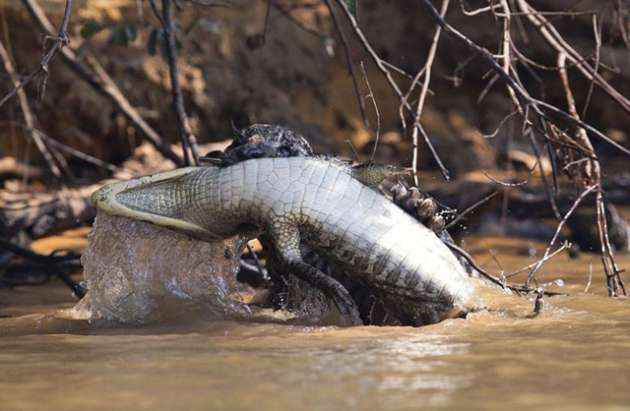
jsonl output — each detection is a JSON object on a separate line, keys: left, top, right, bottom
{"left": 584, "top": 263, "right": 593, "bottom": 293}
{"left": 504, "top": 241, "right": 570, "bottom": 278}
{"left": 345, "top": 139, "right": 360, "bottom": 161}
{"left": 581, "top": 14, "right": 601, "bottom": 120}
{"left": 331, "top": 0, "right": 450, "bottom": 179}
{"left": 260, "top": 0, "right": 272, "bottom": 45}
{"left": 482, "top": 170, "right": 528, "bottom": 187}
{"left": 411, "top": 0, "right": 449, "bottom": 185}
{"left": 161, "top": 0, "right": 200, "bottom": 165}
{"left": 272, "top": 1, "right": 329, "bottom": 39}
{"left": 526, "top": 185, "right": 597, "bottom": 286}
{"left": 524, "top": 127, "right": 561, "bottom": 220}
{"left": 324, "top": 0, "right": 368, "bottom": 127}
{"left": 445, "top": 241, "right": 564, "bottom": 296}
{"left": 21, "top": 0, "right": 183, "bottom": 166}
{"left": 359, "top": 62, "right": 381, "bottom": 162}
{"left": 482, "top": 109, "right": 519, "bottom": 138}
{"left": 33, "top": 128, "right": 121, "bottom": 174}
{"left": 382, "top": 60, "right": 416, "bottom": 80}
{"left": 445, "top": 190, "right": 499, "bottom": 230}
{"left": 497, "top": 0, "right": 522, "bottom": 111}
{"left": 477, "top": 73, "right": 499, "bottom": 104}
{"left": 459, "top": 0, "right": 500, "bottom": 16}
{"left": 0, "top": 38, "right": 63, "bottom": 180}
{"left": 515, "top": 0, "right": 630, "bottom": 114}
{"left": 0, "top": 0, "right": 73, "bottom": 108}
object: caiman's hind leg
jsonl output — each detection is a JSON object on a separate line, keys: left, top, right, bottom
{"left": 288, "top": 260, "right": 362, "bottom": 325}
{"left": 268, "top": 220, "right": 362, "bottom": 325}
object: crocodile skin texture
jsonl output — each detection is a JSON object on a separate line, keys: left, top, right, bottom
{"left": 95, "top": 157, "right": 479, "bottom": 324}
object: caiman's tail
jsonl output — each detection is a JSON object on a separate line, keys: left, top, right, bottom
{"left": 90, "top": 167, "right": 218, "bottom": 239}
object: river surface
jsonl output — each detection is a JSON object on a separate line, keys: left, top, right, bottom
{"left": 1, "top": 234, "right": 630, "bottom": 411}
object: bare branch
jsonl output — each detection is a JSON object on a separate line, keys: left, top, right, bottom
{"left": 444, "top": 241, "right": 564, "bottom": 297}
{"left": 160, "top": 0, "right": 200, "bottom": 166}
{"left": 504, "top": 241, "right": 571, "bottom": 279}
{"left": 331, "top": 0, "right": 449, "bottom": 178}
{"left": 21, "top": 0, "right": 183, "bottom": 166}
{"left": 411, "top": 0, "right": 449, "bottom": 186}
{"left": 482, "top": 171, "right": 528, "bottom": 187}
{"left": 515, "top": 0, "right": 630, "bottom": 114}
{"left": 557, "top": 52, "right": 625, "bottom": 295}
{"left": 324, "top": 0, "right": 368, "bottom": 127}
{"left": 526, "top": 185, "right": 597, "bottom": 286}
{"left": 445, "top": 190, "right": 499, "bottom": 230}
{"left": 581, "top": 14, "right": 601, "bottom": 120}
{"left": 0, "top": 38, "right": 63, "bottom": 179}
{"left": 418, "top": 0, "right": 630, "bottom": 157}
{"left": 497, "top": 0, "right": 522, "bottom": 111}
{"left": 0, "top": 0, "right": 72, "bottom": 108}
{"left": 359, "top": 62, "right": 381, "bottom": 162}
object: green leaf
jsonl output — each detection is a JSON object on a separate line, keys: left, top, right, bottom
{"left": 110, "top": 24, "right": 138, "bottom": 46}
{"left": 146, "top": 27, "right": 182, "bottom": 61}
{"left": 147, "top": 28, "right": 160, "bottom": 55}
{"left": 344, "top": 0, "right": 357, "bottom": 18}
{"left": 159, "top": 36, "right": 170, "bottom": 61}
{"left": 126, "top": 25, "right": 138, "bottom": 43}
{"left": 80, "top": 20, "right": 104, "bottom": 39}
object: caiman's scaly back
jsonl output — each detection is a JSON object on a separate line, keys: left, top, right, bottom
{"left": 92, "top": 157, "right": 484, "bottom": 326}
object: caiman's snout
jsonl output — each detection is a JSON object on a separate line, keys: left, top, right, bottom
{"left": 90, "top": 185, "right": 110, "bottom": 208}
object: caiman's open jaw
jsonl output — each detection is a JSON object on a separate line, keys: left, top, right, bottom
{"left": 90, "top": 167, "right": 220, "bottom": 240}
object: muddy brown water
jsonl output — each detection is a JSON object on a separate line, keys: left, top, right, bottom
{"left": 1, "top": 234, "right": 630, "bottom": 411}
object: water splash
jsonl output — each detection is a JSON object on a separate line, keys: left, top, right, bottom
{"left": 74, "top": 212, "right": 250, "bottom": 323}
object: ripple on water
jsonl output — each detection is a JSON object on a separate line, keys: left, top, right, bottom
{"left": 2, "top": 239, "right": 630, "bottom": 411}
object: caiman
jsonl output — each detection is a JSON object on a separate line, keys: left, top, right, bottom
{"left": 91, "top": 156, "right": 488, "bottom": 326}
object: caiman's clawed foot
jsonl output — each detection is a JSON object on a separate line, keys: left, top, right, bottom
{"left": 288, "top": 260, "right": 363, "bottom": 326}
{"left": 385, "top": 182, "right": 445, "bottom": 233}
{"left": 269, "top": 221, "right": 363, "bottom": 326}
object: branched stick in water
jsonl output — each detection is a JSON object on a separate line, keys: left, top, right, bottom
{"left": 556, "top": 54, "right": 626, "bottom": 296}
{"left": 444, "top": 241, "right": 564, "bottom": 297}
{"left": 526, "top": 185, "right": 597, "bottom": 286}
{"left": 418, "top": 0, "right": 628, "bottom": 296}
{"left": 0, "top": 239, "right": 84, "bottom": 298}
